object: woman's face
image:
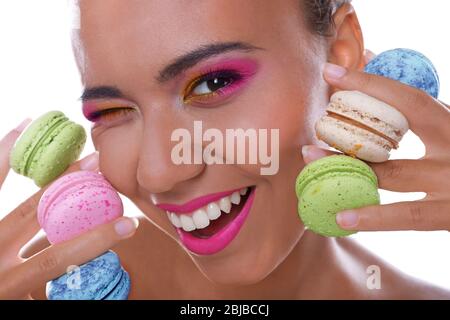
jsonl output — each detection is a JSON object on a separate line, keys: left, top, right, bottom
{"left": 75, "top": 0, "right": 329, "bottom": 285}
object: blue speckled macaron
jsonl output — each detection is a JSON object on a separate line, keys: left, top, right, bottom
{"left": 365, "top": 48, "right": 440, "bottom": 98}
{"left": 47, "top": 251, "right": 130, "bottom": 300}
{"left": 103, "top": 269, "right": 131, "bottom": 300}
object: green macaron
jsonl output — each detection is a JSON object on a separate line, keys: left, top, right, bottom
{"left": 295, "top": 155, "right": 380, "bottom": 237}
{"left": 10, "top": 111, "right": 86, "bottom": 187}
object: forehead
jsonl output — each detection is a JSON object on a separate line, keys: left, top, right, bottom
{"left": 75, "top": 0, "right": 308, "bottom": 85}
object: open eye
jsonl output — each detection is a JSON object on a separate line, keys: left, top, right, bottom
{"left": 192, "top": 76, "right": 233, "bottom": 95}
{"left": 184, "top": 70, "right": 243, "bottom": 102}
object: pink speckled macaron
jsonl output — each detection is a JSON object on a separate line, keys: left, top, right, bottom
{"left": 38, "top": 171, "right": 123, "bottom": 244}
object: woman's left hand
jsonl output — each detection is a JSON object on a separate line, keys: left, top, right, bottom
{"left": 302, "top": 61, "right": 450, "bottom": 232}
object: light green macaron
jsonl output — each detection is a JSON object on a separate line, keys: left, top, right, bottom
{"left": 10, "top": 111, "right": 86, "bottom": 187}
{"left": 295, "top": 155, "right": 380, "bottom": 237}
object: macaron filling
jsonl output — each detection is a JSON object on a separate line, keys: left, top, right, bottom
{"left": 102, "top": 269, "right": 131, "bottom": 300}
{"left": 315, "top": 90, "right": 410, "bottom": 163}
{"left": 326, "top": 111, "right": 400, "bottom": 149}
{"left": 22, "top": 115, "right": 69, "bottom": 176}
{"left": 96, "top": 267, "right": 127, "bottom": 300}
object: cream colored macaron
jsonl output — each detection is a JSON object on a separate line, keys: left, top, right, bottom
{"left": 315, "top": 91, "right": 409, "bottom": 163}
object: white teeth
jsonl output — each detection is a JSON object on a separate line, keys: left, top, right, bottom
{"left": 219, "top": 196, "right": 232, "bottom": 213}
{"left": 192, "top": 209, "right": 210, "bottom": 229}
{"left": 180, "top": 214, "right": 196, "bottom": 232}
{"left": 169, "top": 212, "right": 182, "bottom": 228}
{"left": 230, "top": 192, "right": 241, "bottom": 205}
{"left": 167, "top": 188, "right": 250, "bottom": 230}
{"left": 239, "top": 188, "right": 248, "bottom": 196}
{"left": 206, "top": 202, "right": 221, "bottom": 220}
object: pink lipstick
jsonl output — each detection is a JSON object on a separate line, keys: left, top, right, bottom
{"left": 157, "top": 188, "right": 242, "bottom": 214}
{"left": 177, "top": 187, "right": 255, "bottom": 255}
{"left": 156, "top": 187, "right": 256, "bottom": 255}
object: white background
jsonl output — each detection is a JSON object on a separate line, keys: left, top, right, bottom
{"left": 0, "top": 0, "right": 449, "bottom": 290}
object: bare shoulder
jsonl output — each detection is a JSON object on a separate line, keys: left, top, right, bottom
{"left": 336, "top": 237, "right": 450, "bottom": 299}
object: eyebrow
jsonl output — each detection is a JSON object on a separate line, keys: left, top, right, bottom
{"left": 80, "top": 86, "right": 124, "bottom": 101}
{"left": 157, "top": 41, "right": 262, "bottom": 82}
{"left": 80, "top": 41, "right": 263, "bottom": 101}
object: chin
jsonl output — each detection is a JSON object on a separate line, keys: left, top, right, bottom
{"left": 190, "top": 251, "right": 279, "bottom": 286}
{"left": 188, "top": 227, "right": 304, "bottom": 287}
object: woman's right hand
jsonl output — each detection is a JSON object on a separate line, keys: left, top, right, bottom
{"left": 0, "top": 119, "right": 139, "bottom": 300}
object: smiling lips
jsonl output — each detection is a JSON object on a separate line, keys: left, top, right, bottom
{"left": 156, "top": 186, "right": 255, "bottom": 255}
{"left": 160, "top": 187, "right": 248, "bottom": 231}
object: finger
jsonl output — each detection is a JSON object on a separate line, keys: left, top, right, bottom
{"left": 302, "top": 145, "right": 340, "bottom": 164}
{"left": 0, "top": 119, "right": 32, "bottom": 189}
{"left": 302, "top": 147, "right": 445, "bottom": 193}
{"left": 0, "top": 152, "right": 99, "bottom": 253}
{"left": 303, "top": 146, "right": 448, "bottom": 193}
{"left": 336, "top": 200, "right": 450, "bottom": 232}
{"left": 0, "top": 217, "right": 139, "bottom": 299}
{"left": 369, "top": 159, "right": 448, "bottom": 193}
{"left": 323, "top": 63, "right": 450, "bottom": 146}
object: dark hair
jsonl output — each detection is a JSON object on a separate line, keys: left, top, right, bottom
{"left": 303, "top": 0, "right": 351, "bottom": 36}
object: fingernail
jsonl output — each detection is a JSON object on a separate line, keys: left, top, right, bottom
{"left": 302, "top": 145, "right": 328, "bottom": 162}
{"left": 14, "top": 118, "right": 32, "bottom": 133}
{"left": 80, "top": 152, "right": 99, "bottom": 171}
{"left": 324, "top": 63, "right": 347, "bottom": 80}
{"left": 115, "top": 217, "right": 139, "bottom": 237}
{"left": 336, "top": 211, "right": 359, "bottom": 228}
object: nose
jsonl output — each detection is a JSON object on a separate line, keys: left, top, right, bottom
{"left": 136, "top": 113, "right": 205, "bottom": 194}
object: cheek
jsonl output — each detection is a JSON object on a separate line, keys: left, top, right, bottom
{"left": 242, "top": 55, "right": 324, "bottom": 237}
{"left": 93, "top": 126, "right": 140, "bottom": 195}
{"left": 254, "top": 58, "right": 322, "bottom": 154}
